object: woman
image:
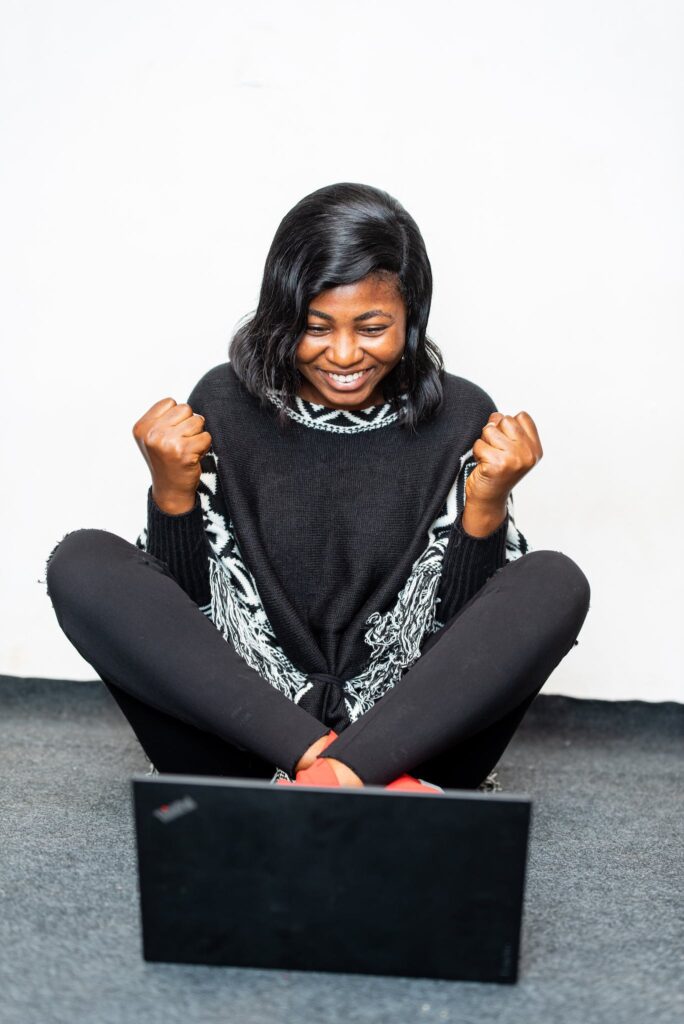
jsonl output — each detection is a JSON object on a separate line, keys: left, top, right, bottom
{"left": 45, "top": 182, "right": 590, "bottom": 793}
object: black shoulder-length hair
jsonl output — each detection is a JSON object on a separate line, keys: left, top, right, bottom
{"left": 228, "top": 182, "right": 445, "bottom": 432}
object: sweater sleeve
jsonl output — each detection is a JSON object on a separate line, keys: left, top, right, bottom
{"left": 435, "top": 488, "right": 531, "bottom": 623}
{"left": 136, "top": 485, "right": 212, "bottom": 608}
{"left": 132, "top": 371, "right": 215, "bottom": 607}
{"left": 436, "top": 504, "right": 510, "bottom": 618}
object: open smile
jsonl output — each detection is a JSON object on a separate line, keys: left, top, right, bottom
{"left": 317, "top": 367, "right": 374, "bottom": 391}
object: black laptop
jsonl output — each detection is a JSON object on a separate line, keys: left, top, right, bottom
{"left": 131, "top": 774, "right": 532, "bottom": 983}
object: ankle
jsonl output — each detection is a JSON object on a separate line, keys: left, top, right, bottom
{"left": 325, "top": 757, "right": 364, "bottom": 788}
{"left": 294, "top": 731, "right": 334, "bottom": 773}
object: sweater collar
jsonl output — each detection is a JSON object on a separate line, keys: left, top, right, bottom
{"left": 264, "top": 388, "right": 409, "bottom": 433}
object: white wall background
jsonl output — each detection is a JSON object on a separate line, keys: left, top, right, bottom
{"left": 1, "top": 0, "right": 682, "bottom": 701}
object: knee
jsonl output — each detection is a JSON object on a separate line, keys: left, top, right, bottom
{"left": 519, "top": 549, "right": 591, "bottom": 631}
{"left": 45, "top": 528, "right": 120, "bottom": 609}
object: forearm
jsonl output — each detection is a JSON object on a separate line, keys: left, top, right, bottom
{"left": 434, "top": 500, "right": 510, "bottom": 622}
{"left": 144, "top": 485, "right": 212, "bottom": 607}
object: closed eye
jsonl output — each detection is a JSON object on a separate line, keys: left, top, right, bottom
{"left": 306, "top": 326, "right": 387, "bottom": 335}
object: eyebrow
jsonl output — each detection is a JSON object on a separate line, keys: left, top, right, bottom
{"left": 307, "top": 307, "right": 394, "bottom": 322}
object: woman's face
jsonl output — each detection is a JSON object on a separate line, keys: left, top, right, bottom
{"left": 295, "top": 273, "right": 407, "bottom": 410}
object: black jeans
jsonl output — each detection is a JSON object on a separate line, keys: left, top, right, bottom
{"left": 45, "top": 529, "right": 590, "bottom": 788}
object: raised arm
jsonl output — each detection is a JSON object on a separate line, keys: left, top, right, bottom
{"left": 132, "top": 391, "right": 213, "bottom": 607}
{"left": 436, "top": 404, "right": 540, "bottom": 620}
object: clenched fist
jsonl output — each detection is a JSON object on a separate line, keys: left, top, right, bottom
{"left": 466, "top": 411, "right": 543, "bottom": 508}
{"left": 133, "top": 398, "right": 212, "bottom": 514}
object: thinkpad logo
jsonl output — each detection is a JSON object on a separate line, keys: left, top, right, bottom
{"left": 153, "top": 795, "right": 198, "bottom": 823}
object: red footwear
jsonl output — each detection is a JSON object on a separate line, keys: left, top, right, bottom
{"left": 276, "top": 729, "right": 339, "bottom": 786}
{"left": 384, "top": 773, "right": 444, "bottom": 794}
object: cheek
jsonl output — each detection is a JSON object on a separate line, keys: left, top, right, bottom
{"left": 382, "top": 327, "right": 406, "bottom": 355}
{"left": 295, "top": 339, "right": 315, "bottom": 362}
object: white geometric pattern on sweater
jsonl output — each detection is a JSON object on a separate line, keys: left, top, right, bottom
{"left": 262, "top": 389, "right": 408, "bottom": 433}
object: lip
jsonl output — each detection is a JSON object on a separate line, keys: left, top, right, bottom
{"left": 317, "top": 367, "right": 374, "bottom": 392}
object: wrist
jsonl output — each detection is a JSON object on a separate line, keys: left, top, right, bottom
{"left": 324, "top": 758, "right": 364, "bottom": 788}
{"left": 151, "top": 486, "right": 198, "bottom": 516}
{"left": 461, "top": 497, "right": 508, "bottom": 538}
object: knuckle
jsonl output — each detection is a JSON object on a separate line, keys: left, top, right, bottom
{"left": 157, "top": 434, "right": 175, "bottom": 454}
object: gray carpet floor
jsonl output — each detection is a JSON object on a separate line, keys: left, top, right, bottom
{"left": 1, "top": 677, "right": 682, "bottom": 1024}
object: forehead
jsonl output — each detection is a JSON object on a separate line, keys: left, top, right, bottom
{"left": 309, "top": 274, "right": 403, "bottom": 314}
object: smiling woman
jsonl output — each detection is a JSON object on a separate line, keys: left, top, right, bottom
{"left": 295, "top": 274, "right": 406, "bottom": 409}
{"left": 44, "top": 181, "right": 590, "bottom": 797}
{"left": 228, "top": 181, "right": 441, "bottom": 431}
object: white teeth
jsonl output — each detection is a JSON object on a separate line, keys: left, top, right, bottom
{"left": 327, "top": 371, "right": 366, "bottom": 382}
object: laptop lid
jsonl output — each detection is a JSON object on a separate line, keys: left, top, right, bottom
{"left": 131, "top": 774, "right": 531, "bottom": 983}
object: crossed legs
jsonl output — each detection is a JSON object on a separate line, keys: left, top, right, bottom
{"left": 318, "top": 548, "right": 591, "bottom": 786}
{"left": 45, "top": 530, "right": 590, "bottom": 788}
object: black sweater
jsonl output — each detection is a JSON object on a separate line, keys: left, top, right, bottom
{"left": 136, "top": 362, "right": 529, "bottom": 736}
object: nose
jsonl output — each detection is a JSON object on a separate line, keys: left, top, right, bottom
{"left": 325, "top": 329, "right": 367, "bottom": 367}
